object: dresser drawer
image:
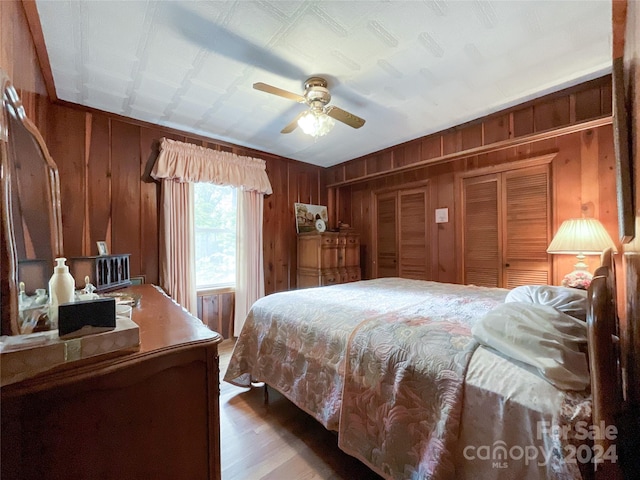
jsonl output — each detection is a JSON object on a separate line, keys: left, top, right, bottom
{"left": 321, "top": 271, "right": 340, "bottom": 286}
{"left": 347, "top": 268, "right": 361, "bottom": 282}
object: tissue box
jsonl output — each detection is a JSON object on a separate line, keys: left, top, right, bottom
{"left": 58, "top": 297, "right": 116, "bottom": 338}
{"left": 1, "top": 317, "right": 140, "bottom": 387}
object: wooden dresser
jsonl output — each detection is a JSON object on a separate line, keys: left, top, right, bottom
{"left": 297, "top": 230, "right": 361, "bottom": 288}
{"left": 1, "top": 284, "right": 222, "bottom": 480}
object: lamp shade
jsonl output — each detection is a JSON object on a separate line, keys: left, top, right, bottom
{"left": 547, "top": 218, "right": 617, "bottom": 255}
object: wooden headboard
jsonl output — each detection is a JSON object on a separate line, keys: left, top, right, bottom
{"left": 587, "top": 248, "right": 623, "bottom": 479}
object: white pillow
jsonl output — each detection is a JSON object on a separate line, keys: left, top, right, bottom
{"left": 505, "top": 285, "right": 588, "bottom": 321}
{"left": 472, "top": 302, "right": 589, "bottom": 391}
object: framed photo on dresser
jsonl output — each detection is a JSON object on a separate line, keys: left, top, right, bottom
{"left": 294, "top": 203, "right": 328, "bottom": 233}
{"left": 96, "top": 241, "right": 109, "bottom": 256}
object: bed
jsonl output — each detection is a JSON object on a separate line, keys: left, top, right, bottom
{"left": 224, "top": 251, "right": 622, "bottom": 480}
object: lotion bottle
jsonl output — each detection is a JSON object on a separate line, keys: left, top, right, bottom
{"left": 49, "top": 257, "right": 75, "bottom": 329}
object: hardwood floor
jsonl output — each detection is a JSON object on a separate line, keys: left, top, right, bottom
{"left": 218, "top": 339, "right": 383, "bottom": 480}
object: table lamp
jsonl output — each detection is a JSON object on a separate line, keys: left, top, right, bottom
{"left": 547, "top": 217, "right": 617, "bottom": 289}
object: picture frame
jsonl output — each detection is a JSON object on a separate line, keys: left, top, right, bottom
{"left": 294, "top": 203, "right": 328, "bottom": 233}
{"left": 612, "top": 57, "right": 635, "bottom": 243}
{"left": 130, "top": 275, "right": 146, "bottom": 286}
{"left": 96, "top": 241, "right": 109, "bottom": 256}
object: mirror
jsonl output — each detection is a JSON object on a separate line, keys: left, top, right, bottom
{"left": 1, "top": 69, "right": 63, "bottom": 335}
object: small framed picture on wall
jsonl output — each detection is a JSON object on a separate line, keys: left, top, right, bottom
{"left": 96, "top": 241, "right": 109, "bottom": 256}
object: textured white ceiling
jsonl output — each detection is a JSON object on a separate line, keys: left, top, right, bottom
{"left": 35, "top": 0, "right": 612, "bottom": 167}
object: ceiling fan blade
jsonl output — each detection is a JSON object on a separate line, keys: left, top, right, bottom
{"left": 326, "top": 106, "right": 366, "bottom": 129}
{"left": 280, "top": 111, "right": 306, "bottom": 134}
{"left": 165, "top": 4, "right": 307, "bottom": 80}
{"left": 254, "top": 83, "right": 306, "bottom": 103}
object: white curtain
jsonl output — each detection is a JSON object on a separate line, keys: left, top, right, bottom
{"left": 151, "top": 138, "right": 272, "bottom": 330}
{"left": 234, "top": 189, "right": 265, "bottom": 336}
{"left": 158, "top": 179, "right": 197, "bottom": 315}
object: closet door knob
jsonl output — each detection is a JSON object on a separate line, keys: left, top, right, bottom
{"left": 505, "top": 263, "right": 510, "bottom": 267}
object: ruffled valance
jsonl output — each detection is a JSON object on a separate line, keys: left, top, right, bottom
{"left": 151, "top": 138, "right": 273, "bottom": 195}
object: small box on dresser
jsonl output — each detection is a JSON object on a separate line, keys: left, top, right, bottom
{"left": 297, "top": 230, "right": 361, "bottom": 288}
{"left": 69, "top": 254, "right": 132, "bottom": 292}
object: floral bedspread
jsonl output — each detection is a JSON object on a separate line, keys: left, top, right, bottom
{"left": 337, "top": 282, "right": 507, "bottom": 480}
{"left": 224, "top": 278, "right": 507, "bottom": 477}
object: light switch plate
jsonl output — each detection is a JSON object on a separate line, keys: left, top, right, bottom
{"left": 435, "top": 208, "right": 449, "bottom": 223}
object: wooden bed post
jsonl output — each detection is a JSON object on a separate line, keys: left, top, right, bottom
{"left": 588, "top": 262, "right": 623, "bottom": 480}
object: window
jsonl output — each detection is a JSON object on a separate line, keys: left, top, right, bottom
{"left": 194, "top": 183, "right": 237, "bottom": 289}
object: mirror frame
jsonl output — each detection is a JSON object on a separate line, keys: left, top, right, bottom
{"left": 1, "top": 69, "right": 64, "bottom": 335}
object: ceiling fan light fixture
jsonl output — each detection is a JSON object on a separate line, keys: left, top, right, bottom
{"left": 297, "top": 110, "right": 335, "bottom": 138}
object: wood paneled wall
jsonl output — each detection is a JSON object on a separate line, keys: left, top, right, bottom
{"left": 331, "top": 79, "right": 619, "bottom": 289}
{"left": 197, "top": 289, "right": 234, "bottom": 339}
{"left": 327, "top": 77, "right": 612, "bottom": 187}
{"left": 0, "top": 0, "right": 48, "bottom": 134}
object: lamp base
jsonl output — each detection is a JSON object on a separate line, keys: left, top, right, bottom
{"left": 561, "top": 269, "right": 593, "bottom": 290}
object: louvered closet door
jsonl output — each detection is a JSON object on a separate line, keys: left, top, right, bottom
{"left": 462, "top": 164, "right": 551, "bottom": 288}
{"left": 462, "top": 175, "right": 501, "bottom": 287}
{"left": 502, "top": 165, "right": 550, "bottom": 287}
{"left": 375, "top": 192, "right": 398, "bottom": 277}
{"left": 398, "top": 188, "right": 429, "bottom": 279}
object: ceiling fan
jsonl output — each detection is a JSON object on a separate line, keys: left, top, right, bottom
{"left": 253, "top": 77, "right": 366, "bottom": 137}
